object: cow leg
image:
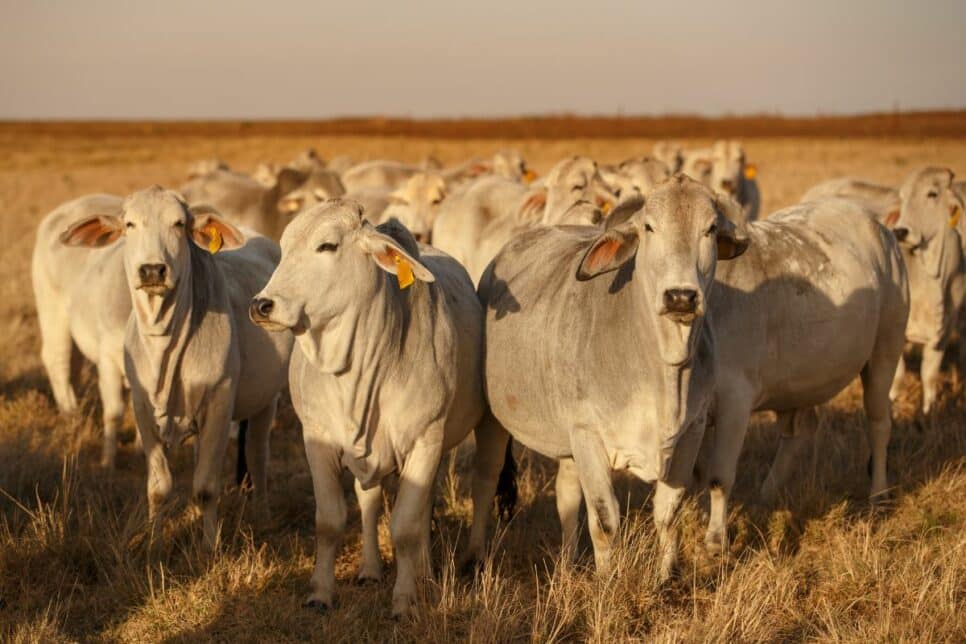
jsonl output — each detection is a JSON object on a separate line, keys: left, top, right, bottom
{"left": 570, "top": 426, "right": 619, "bottom": 574}
{"left": 861, "top": 362, "right": 894, "bottom": 502}
{"left": 193, "top": 411, "right": 231, "bottom": 549}
{"left": 133, "top": 399, "right": 172, "bottom": 519}
{"left": 244, "top": 397, "right": 277, "bottom": 497}
{"left": 303, "top": 437, "right": 346, "bottom": 611}
{"left": 705, "top": 392, "right": 754, "bottom": 556}
{"left": 37, "top": 298, "right": 78, "bottom": 414}
{"left": 653, "top": 479, "right": 686, "bottom": 583}
{"left": 390, "top": 438, "right": 442, "bottom": 618}
{"left": 97, "top": 356, "right": 126, "bottom": 468}
{"left": 354, "top": 479, "right": 383, "bottom": 583}
{"left": 760, "top": 408, "right": 817, "bottom": 504}
{"left": 920, "top": 344, "right": 945, "bottom": 414}
{"left": 555, "top": 457, "right": 582, "bottom": 562}
{"left": 464, "top": 413, "right": 511, "bottom": 567}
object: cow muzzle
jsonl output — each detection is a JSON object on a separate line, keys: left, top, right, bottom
{"left": 661, "top": 288, "right": 700, "bottom": 323}
{"left": 137, "top": 263, "right": 170, "bottom": 294}
{"left": 249, "top": 296, "right": 292, "bottom": 332}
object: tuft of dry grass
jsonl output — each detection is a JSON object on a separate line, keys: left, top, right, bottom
{"left": 1, "top": 133, "right": 965, "bottom": 642}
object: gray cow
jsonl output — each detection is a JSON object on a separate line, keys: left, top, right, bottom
{"left": 61, "top": 187, "right": 293, "bottom": 547}
{"left": 33, "top": 194, "right": 131, "bottom": 467}
{"left": 479, "top": 175, "right": 749, "bottom": 580}
{"left": 249, "top": 200, "right": 513, "bottom": 617}
{"left": 891, "top": 167, "right": 965, "bottom": 412}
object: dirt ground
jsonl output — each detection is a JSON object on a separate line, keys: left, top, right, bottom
{"left": 1, "top": 132, "right": 965, "bottom": 642}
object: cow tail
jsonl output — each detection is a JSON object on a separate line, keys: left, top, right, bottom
{"left": 236, "top": 420, "right": 250, "bottom": 488}
{"left": 495, "top": 438, "right": 518, "bottom": 521}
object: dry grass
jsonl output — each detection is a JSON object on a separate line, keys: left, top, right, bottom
{"left": 1, "top": 131, "right": 965, "bottom": 642}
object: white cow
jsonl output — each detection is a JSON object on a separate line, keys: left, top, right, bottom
{"left": 890, "top": 167, "right": 966, "bottom": 412}
{"left": 60, "top": 187, "right": 293, "bottom": 546}
{"left": 249, "top": 200, "right": 513, "bottom": 617}
{"left": 683, "top": 141, "right": 760, "bottom": 223}
{"left": 479, "top": 176, "right": 749, "bottom": 579}
{"left": 32, "top": 194, "right": 131, "bottom": 467}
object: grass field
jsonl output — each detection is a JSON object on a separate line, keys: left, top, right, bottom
{"left": 1, "top": 127, "right": 965, "bottom": 642}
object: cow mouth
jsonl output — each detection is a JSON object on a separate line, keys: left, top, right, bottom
{"left": 251, "top": 317, "right": 292, "bottom": 332}
{"left": 137, "top": 282, "right": 170, "bottom": 296}
{"left": 663, "top": 311, "right": 697, "bottom": 325}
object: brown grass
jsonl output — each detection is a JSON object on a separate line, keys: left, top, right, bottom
{"left": 1, "top": 131, "right": 965, "bottom": 642}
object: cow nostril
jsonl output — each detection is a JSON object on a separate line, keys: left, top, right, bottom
{"left": 721, "top": 180, "right": 735, "bottom": 192}
{"left": 663, "top": 288, "right": 698, "bottom": 313}
{"left": 251, "top": 298, "right": 274, "bottom": 320}
{"left": 892, "top": 227, "right": 908, "bottom": 242}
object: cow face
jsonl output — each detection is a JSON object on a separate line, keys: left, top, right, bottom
{"left": 60, "top": 187, "right": 244, "bottom": 299}
{"left": 250, "top": 199, "right": 435, "bottom": 338}
{"left": 577, "top": 175, "right": 748, "bottom": 366}
{"left": 710, "top": 140, "right": 749, "bottom": 199}
{"left": 543, "top": 156, "right": 619, "bottom": 223}
{"left": 894, "top": 167, "right": 963, "bottom": 248}
{"left": 381, "top": 173, "right": 448, "bottom": 243}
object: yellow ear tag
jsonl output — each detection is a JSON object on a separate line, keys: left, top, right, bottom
{"left": 743, "top": 164, "right": 758, "bottom": 180}
{"left": 950, "top": 206, "right": 961, "bottom": 229}
{"left": 205, "top": 224, "right": 223, "bottom": 254}
{"left": 394, "top": 253, "right": 415, "bottom": 289}
{"left": 600, "top": 200, "right": 613, "bottom": 215}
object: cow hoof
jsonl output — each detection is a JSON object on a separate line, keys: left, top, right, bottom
{"left": 303, "top": 597, "right": 331, "bottom": 613}
{"left": 391, "top": 595, "right": 414, "bottom": 620}
{"left": 704, "top": 530, "right": 728, "bottom": 556}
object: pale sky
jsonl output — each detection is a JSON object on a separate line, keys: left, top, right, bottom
{"left": 1, "top": 0, "right": 964, "bottom": 119}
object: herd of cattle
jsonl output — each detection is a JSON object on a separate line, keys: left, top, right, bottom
{"left": 30, "top": 141, "right": 965, "bottom": 616}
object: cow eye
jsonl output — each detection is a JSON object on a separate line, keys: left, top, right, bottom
{"left": 174, "top": 220, "right": 185, "bottom": 228}
{"left": 316, "top": 242, "right": 338, "bottom": 253}
{"left": 572, "top": 184, "right": 586, "bottom": 192}
{"left": 706, "top": 223, "right": 718, "bottom": 236}
{"left": 125, "top": 222, "right": 135, "bottom": 229}
{"left": 927, "top": 190, "right": 939, "bottom": 198}
{"left": 644, "top": 223, "right": 654, "bottom": 233}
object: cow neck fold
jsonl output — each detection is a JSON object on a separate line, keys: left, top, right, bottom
{"left": 629, "top": 291, "right": 710, "bottom": 479}
{"left": 132, "top": 245, "right": 212, "bottom": 443}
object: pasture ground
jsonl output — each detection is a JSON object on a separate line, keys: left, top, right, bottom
{"left": 1, "top": 131, "right": 965, "bottom": 642}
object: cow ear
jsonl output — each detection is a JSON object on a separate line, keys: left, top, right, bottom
{"left": 713, "top": 201, "right": 750, "bottom": 261}
{"left": 275, "top": 167, "right": 308, "bottom": 197}
{"left": 60, "top": 215, "right": 124, "bottom": 247}
{"left": 518, "top": 187, "right": 547, "bottom": 221}
{"left": 189, "top": 204, "right": 245, "bottom": 252}
{"left": 576, "top": 224, "right": 639, "bottom": 280}
{"left": 359, "top": 225, "right": 435, "bottom": 287}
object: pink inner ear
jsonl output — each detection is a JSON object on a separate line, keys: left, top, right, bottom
{"left": 64, "top": 218, "right": 120, "bottom": 247}
{"left": 587, "top": 238, "right": 622, "bottom": 273}
{"left": 372, "top": 247, "right": 398, "bottom": 271}
{"left": 884, "top": 210, "right": 900, "bottom": 227}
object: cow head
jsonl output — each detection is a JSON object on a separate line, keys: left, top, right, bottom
{"left": 577, "top": 175, "right": 749, "bottom": 366}
{"left": 277, "top": 168, "right": 346, "bottom": 216}
{"left": 250, "top": 199, "right": 434, "bottom": 372}
{"left": 60, "top": 187, "right": 244, "bottom": 300}
{"left": 381, "top": 172, "right": 448, "bottom": 243}
{"left": 710, "top": 140, "right": 753, "bottom": 199}
{"left": 492, "top": 149, "right": 537, "bottom": 184}
{"left": 542, "top": 156, "right": 618, "bottom": 224}
{"left": 893, "top": 167, "right": 964, "bottom": 276}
